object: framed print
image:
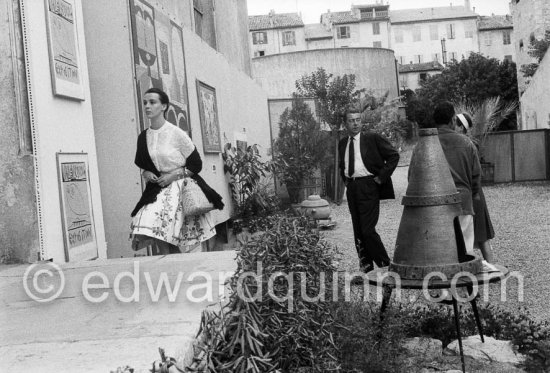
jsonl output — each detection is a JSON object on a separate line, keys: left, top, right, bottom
{"left": 44, "top": 0, "right": 85, "bottom": 100}
{"left": 196, "top": 80, "right": 221, "bottom": 153}
{"left": 56, "top": 153, "right": 98, "bottom": 261}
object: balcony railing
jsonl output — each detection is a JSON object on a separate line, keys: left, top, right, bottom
{"left": 360, "top": 10, "right": 389, "bottom": 19}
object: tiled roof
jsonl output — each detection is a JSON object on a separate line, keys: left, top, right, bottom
{"left": 304, "top": 24, "right": 333, "bottom": 40}
{"left": 249, "top": 12, "right": 304, "bottom": 31}
{"left": 390, "top": 6, "right": 478, "bottom": 24}
{"left": 321, "top": 11, "right": 360, "bottom": 25}
{"left": 478, "top": 15, "right": 513, "bottom": 30}
{"left": 399, "top": 61, "right": 445, "bottom": 73}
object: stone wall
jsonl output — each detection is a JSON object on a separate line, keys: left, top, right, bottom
{"left": 520, "top": 50, "right": 550, "bottom": 130}
{"left": 0, "top": 0, "right": 39, "bottom": 263}
{"left": 252, "top": 48, "right": 399, "bottom": 99}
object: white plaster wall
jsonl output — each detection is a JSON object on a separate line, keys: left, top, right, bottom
{"left": 333, "top": 23, "right": 360, "bottom": 48}
{"left": 399, "top": 70, "right": 442, "bottom": 92}
{"left": 184, "top": 30, "right": 271, "bottom": 221}
{"left": 22, "top": 0, "right": 107, "bottom": 262}
{"left": 520, "top": 50, "right": 550, "bottom": 130}
{"left": 252, "top": 48, "right": 399, "bottom": 100}
{"left": 478, "top": 29, "right": 516, "bottom": 61}
{"left": 81, "top": 0, "right": 142, "bottom": 259}
{"left": 358, "top": 20, "right": 391, "bottom": 48}
{"left": 391, "top": 19, "right": 479, "bottom": 64}
{"left": 511, "top": 0, "right": 550, "bottom": 93}
{"left": 82, "top": 1, "right": 270, "bottom": 257}
{"left": 0, "top": 0, "right": 39, "bottom": 263}
{"left": 306, "top": 38, "right": 334, "bottom": 49}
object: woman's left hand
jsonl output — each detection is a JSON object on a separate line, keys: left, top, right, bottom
{"left": 157, "top": 171, "right": 178, "bottom": 188}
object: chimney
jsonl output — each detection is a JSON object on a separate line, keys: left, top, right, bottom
{"left": 431, "top": 8, "right": 434, "bottom": 16}
{"left": 473, "top": 6, "right": 476, "bottom": 13}
{"left": 464, "top": 0, "right": 471, "bottom": 10}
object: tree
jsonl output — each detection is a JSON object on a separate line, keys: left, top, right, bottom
{"left": 406, "top": 53, "right": 518, "bottom": 129}
{"left": 273, "top": 97, "right": 332, "bottom": 203}
{"left": 358, "top": 91, "right": 408, "bottom": 149}
{"left": 294, "top": 68, "right": 364, "bottom": 200}
{"left": 521, "top": 30, "right": 550, "bottom": 78}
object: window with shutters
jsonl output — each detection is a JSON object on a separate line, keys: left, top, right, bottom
{"left": 282, "top": 31, "right": 295, "bottom": 46}
{"left": 337, "top": 26, "right": 350, "bottom": 39}
{"left": 373, "top": 41, "right": 382, "bottom": 48}
{"left": 252, "top": 32, "right": 267, "bottom": 44}
{"left": 413, "top": 26, "right": 421, "bottom": 42}
{"left": 503, "top": 30, "right": 511, "bottom": 45}
{"left": 446, "top": 23, "right": 455, "bottom": 39}
{"left": 194, "top": 0, "right": 203, "bottom": 38}
{"left": 430, "top": 25, "right": 439, "bottom": 40}
{"left": 484, "top": 33, "right": 492, "bottom": 46}
{"left": 372, "top": 22, "right": 380, "bottom": 35}
{"left": 394, "top": 28, "right": 403, "bottom": 43}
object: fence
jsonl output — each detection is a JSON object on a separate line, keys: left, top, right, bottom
{"left": 483, "top": 129, "right": 550, "bottom": 183}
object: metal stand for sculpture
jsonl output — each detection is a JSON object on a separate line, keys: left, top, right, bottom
{"left": 365, "top": 129, "right": 509, "bottom": 373}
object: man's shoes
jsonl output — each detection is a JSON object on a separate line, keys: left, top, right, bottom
{"left": 360, "top": 264, "right": 374, "bottom": 273}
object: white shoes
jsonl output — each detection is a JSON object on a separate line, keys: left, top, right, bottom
{"left": 481, "top": 260, "right": 499, "bottom": 273}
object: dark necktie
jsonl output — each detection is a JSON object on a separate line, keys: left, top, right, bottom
{"left": 348, "top": 137, "right": 354, "bottom": 178}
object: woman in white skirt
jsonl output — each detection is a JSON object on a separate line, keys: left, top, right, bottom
{"left": 130, "top": 88, "right": 224, "bottom": 255}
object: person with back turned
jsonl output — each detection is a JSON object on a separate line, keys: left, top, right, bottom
{"left": 433, "top": 102, "right": 481, "bottom": 255}
{"left": 338, "top": 107, "right": 400, "bottom": 273}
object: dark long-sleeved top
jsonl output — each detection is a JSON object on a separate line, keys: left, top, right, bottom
{"left": 437, "top": 127, "right": 481, "bottom": 215}
{"left": 338, "top": 131, "right": 400, "bottom": 200}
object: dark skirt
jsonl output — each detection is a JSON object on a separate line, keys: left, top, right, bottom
{"left": 473, "top": 187, "right": 495, "bottom": 242}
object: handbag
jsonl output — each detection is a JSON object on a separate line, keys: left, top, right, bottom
{"left": 180, "top": 177, "right": 214, "bottom": 216}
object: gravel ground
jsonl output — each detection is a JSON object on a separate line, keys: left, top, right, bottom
{"left": 322, "top": 150, "right": 550, "bottom": 322}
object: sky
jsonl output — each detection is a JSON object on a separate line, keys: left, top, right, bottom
{"left": 247, "top": 0, "right": 511, "bottom": 23}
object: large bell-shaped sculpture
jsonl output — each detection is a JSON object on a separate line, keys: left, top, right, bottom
{"left": 390, "top": 128, "right": 482, "bottom": 280}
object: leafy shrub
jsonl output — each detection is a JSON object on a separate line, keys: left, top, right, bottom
{"left": 331, "top": 300, "right": 411, "bottom": 372}
{"left": 194, "top": 216, "right": 339, "bottom": 372}
{"left": 222, "top": 143, "right": 273, "bottom": 220}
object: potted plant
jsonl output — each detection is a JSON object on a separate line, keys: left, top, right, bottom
{"left": 222, "top": 143, "right": 276, "bottom": 234}
{"left": 453, "top": 97, "right": 517, "bottom": 183}
{"left": 273, "top": 97, "right": 332, "bottom": 204}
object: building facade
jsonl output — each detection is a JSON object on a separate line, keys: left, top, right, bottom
{"left": 249, "top": 11, "right": 305, "bottom": 57}
{"left": 510, "top": 0, "right": 550, "bottom": 129}
{"left": 477, "top": 15, "right": 515, "bottom": 62}
{"left": 320, "top": 4, "right": 391, "bottom": 49}
{"left": 248, "top": 2, "right": 503, "bottom": 65}
{"left": 510, "top": 0, "right": 550, "bottom": 94}
{"left": 1, "top": 0, "right": 271, "bottom": 262}
{"left": 399, "top": 61, "right": 444, "bottom": 91}
{"left": 390, "top": 5, "right": 479, "bottom": 66}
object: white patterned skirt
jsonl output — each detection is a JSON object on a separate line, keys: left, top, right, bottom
{"left": 130, "top": 178, "right": 216, "bottom": 249}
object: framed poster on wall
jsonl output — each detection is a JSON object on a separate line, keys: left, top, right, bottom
{"left": 196, "top": 80, "right": 221, "bottom": 153}
{"left": 56, "top": 153, "right": 98, "bottom": 261}
{"left": 43, "top": 0, "right": 85, "bottom": 100}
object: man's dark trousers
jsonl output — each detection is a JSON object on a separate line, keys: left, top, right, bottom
{"left": 346, "top": 177, "right": 390, "bottom": 268}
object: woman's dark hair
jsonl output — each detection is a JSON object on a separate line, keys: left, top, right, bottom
{"left": 433, "top": 101, "right": 455, "bottom": 125}
{"left": 144, "top": 87, "right": 170, "bottom": 118}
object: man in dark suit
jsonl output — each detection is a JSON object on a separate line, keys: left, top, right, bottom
{"left": 339, "top": 108, "right": 400, "bottom": 272}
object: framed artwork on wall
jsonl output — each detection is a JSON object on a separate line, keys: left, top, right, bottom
{"left": 56, "top": 153, "right": 98, "bottom": 262}
{"left": 196, "top": 80, "right": 222, "bottom": 153}
{"left": 43, "top": 0, "right": 85, "bottom": 100}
